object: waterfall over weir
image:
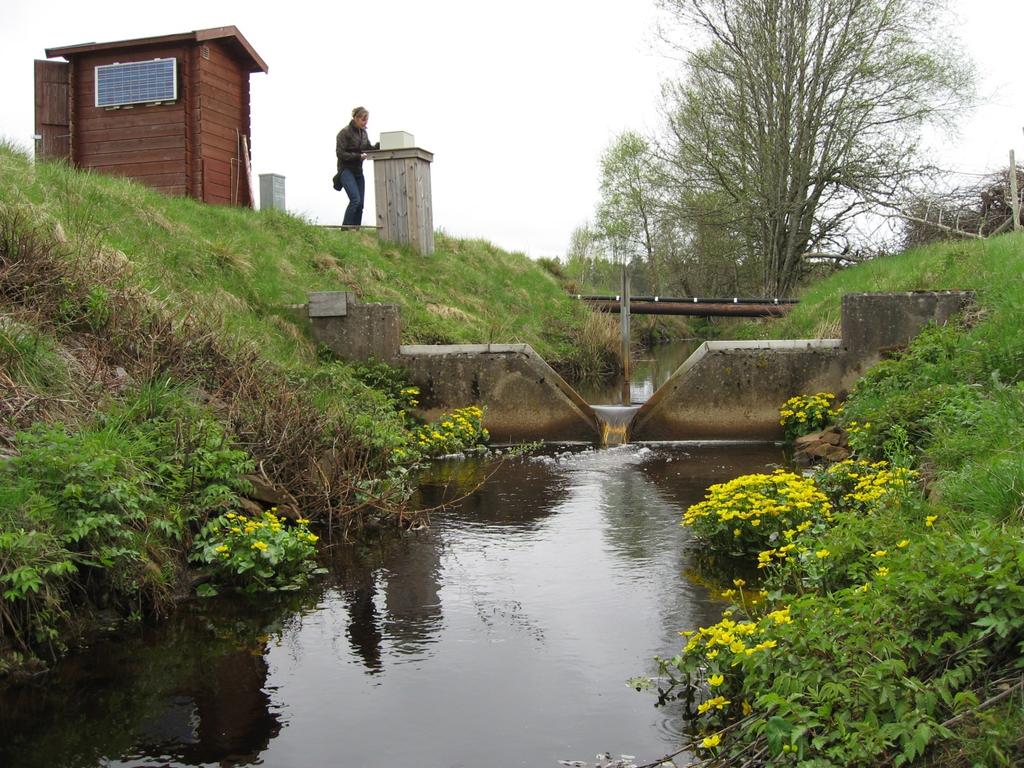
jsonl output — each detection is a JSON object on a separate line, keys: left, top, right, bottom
{"left": 592, "top": 405, "right": 642, "bottom": 446}
{"left": 577, "top": 342, "right": 699, "bottom": 447}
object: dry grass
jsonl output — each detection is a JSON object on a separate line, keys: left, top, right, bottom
{"left": 427, "top": 303, "right": 473, "bottom": 322}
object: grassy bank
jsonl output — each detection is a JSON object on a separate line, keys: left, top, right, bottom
{"left": 0, "top": 141, "right": 612, "bottom": 668}
{"left": 657, "top": 233, "right": 1024, "bottom": 766}
{"left": 741, "top": 233, "right": 1024, "bottom": 342}
{"left": 0, "top": 142, "right": 615, "bottom": 375}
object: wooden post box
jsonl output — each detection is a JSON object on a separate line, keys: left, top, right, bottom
{"left": 371, "top": 147, "right": 434, "bottom": 255}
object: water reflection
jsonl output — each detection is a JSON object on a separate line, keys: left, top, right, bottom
{"left": 574, "top": 340, "right": 700, "bottom": 405}
{"left": 417, "top": 449, "right": 571, "bottom": 530}
{"left": 0, "top": 442, "right": 786, "bottom": 768}
{"left": 0, "top": 599, "right": 299, "bottom": 768}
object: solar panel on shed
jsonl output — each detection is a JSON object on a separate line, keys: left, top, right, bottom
{"left": 95, "top": 58, "right": 177, "bottom": 107}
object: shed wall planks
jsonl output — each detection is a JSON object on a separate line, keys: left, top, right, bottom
{"left": 196, "top": 40, "right": 250, "bottom": 205}
{"left": 69, "top": 45, "right": 190, "bottom": 193}
{"left": 42, "top": 31, "right": 260, "bottom": 206}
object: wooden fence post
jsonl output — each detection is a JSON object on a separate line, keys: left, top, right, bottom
{"left": 1009, "top": 150, "right": 1020, "bottom": 232}
{"left": 620, "top": 264, "right": 631, "bottom": 381}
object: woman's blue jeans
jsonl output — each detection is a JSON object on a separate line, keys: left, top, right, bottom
{"left": 340, "top": 169, "right": 365, "bottom": 226}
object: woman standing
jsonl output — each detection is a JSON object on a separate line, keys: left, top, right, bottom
{"left": 335, "top": 106, "right": 380, "bottom": 226}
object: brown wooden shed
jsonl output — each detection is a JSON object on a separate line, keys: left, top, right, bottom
{"left": 37, "top": 26, "right": 267, "bottom": 206}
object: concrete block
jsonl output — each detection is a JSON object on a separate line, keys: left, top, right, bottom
{"left": 841, "top": 291, "right": 974, "bottom": 361}
{"left": 309, "top": 299, "right": 401, "bottom": 362}
{"left": 630, "top": 340, "right": 848, "bottom": 441}
{"left": 308, "top": 291, "right": 353, "bottom": 318}
{"left": 396, "top": 344, "right": 599, "bottom": 444}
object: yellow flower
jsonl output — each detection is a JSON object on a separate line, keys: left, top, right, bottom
{"left": 766, "top": 607, "right": 792, "bottom": 625}
{"left": 925, "top": 515, "right": 938, "bottom": 527}
{"left": 701, "top": 734, "right": 721, "bottom": 748}
{"left": 815, "top": 548, "right": 830, "bottom": 559}
{"left": 215, "top": 545, "right": 229, "bottom": 553}
{"left": 697, "top": 696, "right": 731, "bottom": 714}
{"left": 251, "top": 541, "right": 269, "bottom": 552}
{"left": 876, "top": 566, "right": 890, "bottom": 577}
{"left": 871, "top": 550, "right": 887, "bottom": 558}
{"left": 708, "top": 674, "right": 724, "bottom": 687}
{"left": 742, "top": 700, "right": 753, "bottom": 716}
{"left": 897, "top": 539, "right": 909, "bottom": 549}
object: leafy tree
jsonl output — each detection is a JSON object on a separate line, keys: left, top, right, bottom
{"left": 563, "top": 223, "right": 606, "bottom": 292}
{"left": 595, "top": 132, "right": 666, "bottom": 290}
{"left": 658, "top": 0, "right": 973, "bottom": 295}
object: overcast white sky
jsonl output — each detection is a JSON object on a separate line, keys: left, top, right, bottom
{"left": 1, "top": 0, "right": 1022, "bottom": 259}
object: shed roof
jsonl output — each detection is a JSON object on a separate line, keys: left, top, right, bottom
{"left": 46, "top": 26, "right": 268, "bottom": 73}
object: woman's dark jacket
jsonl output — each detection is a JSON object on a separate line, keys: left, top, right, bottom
{"left": 336, "top": 121, "right": 379, "bottom": 174}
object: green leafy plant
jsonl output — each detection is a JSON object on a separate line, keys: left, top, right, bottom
{"left": 412, "top": 405, "right": 489, "bottom": 459}
{"left": 655, "top": 522, "right": 1024, "bottom": 766}
{"left": 190, "top": 508, "right": 320, "bottom": 593}
{"left": 0, "top": 383, "right": 254, "bottom": 656}
{"left": 813, "top": 459, "right": 918, "bottom": 515}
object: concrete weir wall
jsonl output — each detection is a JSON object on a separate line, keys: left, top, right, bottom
{"left": 306, "top": 295, "right": 598, "bottom": 443}
{"left": 629, "top": 340, "right": 846, "bottom": 441}
{"left": 307, "top": 290, "right": 972, "bottom": 444}
{"left": 631, "top": 291, "right": 974, "bottom": 441}
{"left": 398, "top": 344, "right": 599, "bottom": 444}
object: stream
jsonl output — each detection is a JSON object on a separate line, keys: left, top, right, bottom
{"left": 0, "top": 342, "right": 787, "bottom": 768}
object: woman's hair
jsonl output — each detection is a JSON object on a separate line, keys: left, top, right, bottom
{"left": 352, "top": 106, "right": 369, "bottom": 119}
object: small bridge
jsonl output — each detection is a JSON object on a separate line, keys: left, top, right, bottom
{"left": 575, "top": 294, "right": 797, "bottom": 317}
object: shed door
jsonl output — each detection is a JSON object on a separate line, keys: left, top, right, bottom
{"left": 34, "top": 60, "right": 71, "bottom": 161}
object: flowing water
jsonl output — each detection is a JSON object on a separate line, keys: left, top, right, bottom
{"left": 582, "top": 340, "right": 700, "bottom": 445}
{"left": 0, "top": 341, "right": 786, "bottom": 768}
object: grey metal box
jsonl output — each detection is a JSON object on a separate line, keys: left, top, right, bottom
{"left": 379, "top": 131, "right": 415, "bottom": 150}
{"left": 259, "top": 173, "right": 286, "bottom": 211}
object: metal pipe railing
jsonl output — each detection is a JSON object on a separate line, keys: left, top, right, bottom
{"left": 573, "top": 294, "right": 798, "bottom": 305}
